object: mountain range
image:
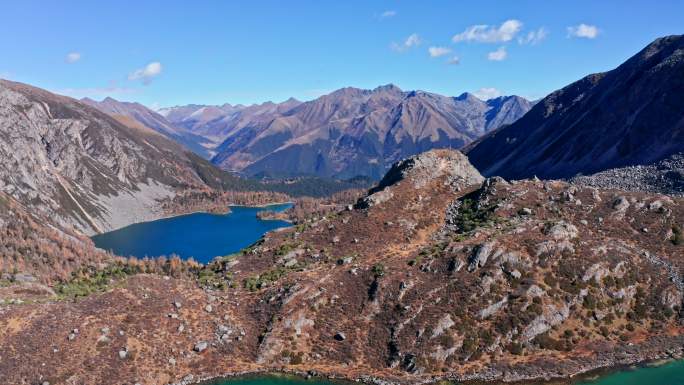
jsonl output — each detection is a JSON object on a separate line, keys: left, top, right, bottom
{"left": 466, "top": 34, "right": 684, "bottom": 181}
{"left": 81, "top": 97, "right": 215, "bottom": 159}
{"left": 158, "top": 85, "right": 532, "bottom": 179}
{"left": 0, "top": 79, "right": 270, "bottom": 235}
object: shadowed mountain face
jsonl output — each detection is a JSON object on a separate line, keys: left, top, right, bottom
{"left": 0, "top": 80, "right": 255, "bottom": 235}
{"left": 162, "top": 85, "right": 531, "bottom": 180}
{"left": 466, "top": 35, "right": 684, "bottom": 180}
{"left": 82, "top": 97, "right": 216, "bottom": 159}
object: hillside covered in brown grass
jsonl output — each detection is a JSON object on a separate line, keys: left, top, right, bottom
{"left": 0, "top": 149, "right": 682, "bottom": 385}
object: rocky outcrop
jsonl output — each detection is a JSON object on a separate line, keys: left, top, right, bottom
{"left": 357, "top": 149, "right": 483, "bottom": 208}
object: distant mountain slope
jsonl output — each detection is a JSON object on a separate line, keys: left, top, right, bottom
{"left": 192, "top": 85, "right": 531, "bottom": 179}
{"left": 466, "top": 35, "right": 684, "bottom": 180}
{"left": 160, "top": 98, "right": 302, "bottom": 142}
{"left": 82, "top": 97, "right": 215, "bottom": 159}
{"left": 0, "top": 79, "right": 266, "bottom": 235}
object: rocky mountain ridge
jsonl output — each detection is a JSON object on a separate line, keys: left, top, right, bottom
{"left": 466, "top": 34, "right": 684, "bottom": 181}
{"left": 161, "top": 85, "right": 531, "bottom": 180}
{"left": 82, "top": 97, "right": 215, "bottom": 159}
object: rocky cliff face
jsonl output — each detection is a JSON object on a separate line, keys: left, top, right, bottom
{"left": 162, "top": 85, "right": 530, "bottom": 180}
{"left": 466, "top": 35, "right": 684, "bottom": 181}
{"left": 0, "top": 80, "right": 248, "bottom": 235}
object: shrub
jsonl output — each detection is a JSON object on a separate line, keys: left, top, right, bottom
{"left": 507, "top": 342, "right": 523, "bottom": 355}
{"left": 451, "top": 198, "right": 499, "bottom": 233}
{"left": 372, "top": 263, "right": 385, "bottom": 278}
{"left": 243, "top": 266, "right": 291, "bottom": 291}
{"left": 533, "top": 333, "right": 563, "bottom": 350}
{"left": 672, "top": 225, "right": 683, "bottom": 246}
{"left": 56, "top": 262, "right": 142, "bottom": 299}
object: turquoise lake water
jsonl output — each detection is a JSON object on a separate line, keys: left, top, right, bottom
{"left": 576, "top": 359, "right": 684, "bottom": 385}
{"left": 203, "top": 361, "right": 684, "bottom": 385}
{"left": 91, "top": 204, "right": 292, "bottom": 263}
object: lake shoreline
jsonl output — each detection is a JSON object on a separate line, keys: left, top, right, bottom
{"left": 160, "top": 201, "right": 294, "bottom": 223}
{"left": 93, "top": 200, "right": 293, "bottom": 236}
{"left": 173, "top": 340, "right": 684, "bottom": 385}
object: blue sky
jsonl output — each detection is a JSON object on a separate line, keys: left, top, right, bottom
{"left": 1, "top": 0, "right": 682, "bottom": 108}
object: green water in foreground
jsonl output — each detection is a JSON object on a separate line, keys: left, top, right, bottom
{"left": 203, "top": 360, "right": 684, "bottom": 385}
{"left": 576, "top": 359, "right": 684, "bottom": 384}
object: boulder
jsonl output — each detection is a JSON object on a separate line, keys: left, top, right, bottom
{"left": 468, "top": 242, "right": 497, "bottom": 272}
{"left": 612, "top": 196, "right": 630, "bottom": 211}
{"left": 544, "top": 221, "right": 578, "bottom": 240}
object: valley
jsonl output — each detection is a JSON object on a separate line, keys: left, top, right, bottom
{"left": 0, "top": 15, "right": 682, "bottom": 385}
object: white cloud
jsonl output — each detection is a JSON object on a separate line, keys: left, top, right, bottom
{"left": 391, "top": 33, "right": 422, "bottom": 52}
{"left": 518, "top": 27, "right": 548, "bottom": 45}
{"left": 487, "top": 46, "right": 508, "bottom": 61}
{"left": 473, "top": 87, "right": 503, "bottom": 100}
{"left": 447, "top": 56, "right": 461, "bottom": 65}
{"left": 567, "top": 24, "right": 599, "bottom": 39}
{"left": 65, "top": 52, "right": 81, "bottom": 63}
{"left": 428, "top": 46, "right": 451, "bottom": 58}
{"left": 380, "top": 10, "right": 396, "bottom": 19}
{"left": 453, "top": 19, "right": 522, "bottom": 43}
{"left": 128, "top": 61, "right": 163, "bottom": 84}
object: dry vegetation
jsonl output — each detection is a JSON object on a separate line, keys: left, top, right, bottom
{"left": 0, "top": 151, "right": 682, "bottom": 385}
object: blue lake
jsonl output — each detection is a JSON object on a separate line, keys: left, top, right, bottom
{"left": 91, "top": 204, "right": 292, "bottom": 263}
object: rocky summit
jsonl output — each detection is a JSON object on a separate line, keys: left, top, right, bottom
{"left": 1, "top": 149, "right": 682, "bottom": 385}
{"left": 467, "top": 34, "right": 684, "bottom": 181}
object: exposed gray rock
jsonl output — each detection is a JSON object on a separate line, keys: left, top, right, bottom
{"left": 468, "top": 242, "right": 497, "bottom": 272}
{"left": 194, "top": 341, "right": 208, "bottom": 352}
{"left": 544, "top": 221, "right": 579, "bottom": 240}
{"left": 478, "top": 297, "right": 508, "bottom": 319}
{"left": 358, "top": 150, "right": 484, "bottom": 209}
{"left": 570, "top": 153, "right": 684, "bottom": 197}
{"left": 612, "top": 196, "right": 630, "bottom": 212}
{"left": 522, "top": 303, "right": 570, "bottom": 341}
{"left": 431, "top": 314, "right": 455, "bottom": 338}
